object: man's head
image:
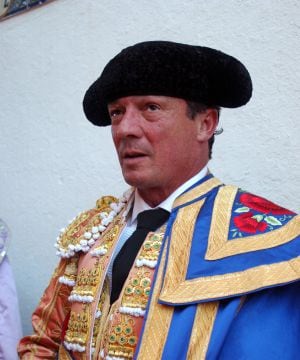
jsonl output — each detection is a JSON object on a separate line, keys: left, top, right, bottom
{"left": 83, "top": 41, "right": 252, "bottom": 204}
{"left": 108, "top": 95, "right": 218, "bottom": 206}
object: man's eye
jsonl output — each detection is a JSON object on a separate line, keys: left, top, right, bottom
{"left": 146, "top": 104, "right": 160, "bottom": 112}
{"left": 109, "top": 109, "right": 122, "bottom": 118}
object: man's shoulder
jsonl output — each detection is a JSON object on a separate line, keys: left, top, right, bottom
{"left": 201, "top": 183, "right": 299, "bottom": 261}
{"left": 54, "top": 192, "right": 131, "bottom": 259}
{"left": 159, "top": 182, "right": 300, "bottom": 304}
{"left": 214, "top": 184, "right": 298, "bottom": 240}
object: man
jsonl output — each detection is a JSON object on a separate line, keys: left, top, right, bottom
{"left": 19, "top": 41, "right": 300, "bottom": 359}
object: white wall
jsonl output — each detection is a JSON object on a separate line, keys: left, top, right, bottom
{"left": 1, "top": 0, "right": 299, "bottom": 336}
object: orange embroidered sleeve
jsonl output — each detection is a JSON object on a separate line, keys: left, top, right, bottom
{"left": 18, "top": 259, "right": 72, "bottom": 359}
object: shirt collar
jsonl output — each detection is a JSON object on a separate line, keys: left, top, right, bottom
{"left": 130, "top": 165, "right": 208, "bottom": 225}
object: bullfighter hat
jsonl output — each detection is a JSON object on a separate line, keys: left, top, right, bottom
{"left": 83, "top": 41, "right": 252, "bottom": 126}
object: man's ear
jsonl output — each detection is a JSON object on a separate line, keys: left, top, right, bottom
{"left": 195, "top": 109, "right": 219, "bottom": 142}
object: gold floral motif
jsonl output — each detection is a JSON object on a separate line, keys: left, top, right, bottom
{"left": 64, "top": 306, "right": 90, "bottom": 345}
{"left": 102, "top": 223, "right": 121, "bottom": 246}
{"left": 137, "top": 230, "right": 165, "bottom": 262}
{"left": 122, "top": 267, "right": 153, "bottom": 309}
{"left": 107, "top": 315, "right": 137, "bottom": 359}
{"left": 71, "top": 263, "right": 101, "bottom": 297}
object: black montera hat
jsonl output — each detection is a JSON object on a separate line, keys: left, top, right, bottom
{"left": 83, "top": 41, "right": 252, "bottom": 126}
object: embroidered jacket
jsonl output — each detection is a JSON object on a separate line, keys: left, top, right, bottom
{"left": 18, "top": 175, "right": 300, "bottom": 359}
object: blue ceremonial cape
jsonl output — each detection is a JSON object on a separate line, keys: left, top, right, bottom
{"left": 135, "top": 175, "right": 300, "bottom": 359}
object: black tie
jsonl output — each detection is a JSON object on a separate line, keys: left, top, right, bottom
{"left": 111, "top": 208, "right": 170, "bottom": 304}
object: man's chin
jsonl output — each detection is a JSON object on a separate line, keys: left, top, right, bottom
{"left": 122, "top": 172, "right": 151, "bottom": 189}
{"left": 123, "top": 176, "right": 144, "bottom": 188}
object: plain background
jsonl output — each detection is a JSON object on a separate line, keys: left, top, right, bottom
{"left": 1, "top": 0, "right": 299, "bottom": 336}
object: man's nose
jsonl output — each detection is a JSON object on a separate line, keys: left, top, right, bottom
{"left": 117, "top": 107, "right": 143, "bottom": 138}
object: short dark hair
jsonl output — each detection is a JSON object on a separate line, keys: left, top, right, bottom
{"left": 186, "top": 101, "right": 220, "bottom": 159}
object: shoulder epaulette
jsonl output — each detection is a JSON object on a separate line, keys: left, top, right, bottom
{"left": 54, "top": 191, "right": 131, "bottom": 258}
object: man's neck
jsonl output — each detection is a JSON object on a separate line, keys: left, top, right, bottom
{"left": 131, "top": 166, "right": 208, "bottom": 224}
{"left": 138, "top": 165, "right": 209, "bottom": 207}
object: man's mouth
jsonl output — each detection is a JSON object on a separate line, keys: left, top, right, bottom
{"left": 124, "top": 153, "right": 146, "bottom": 158}
{"left": 122, "top": 150, "right": 147, "bottom": 159}
{"left": 121, "top": 150, "right": 149, "bottom": 164}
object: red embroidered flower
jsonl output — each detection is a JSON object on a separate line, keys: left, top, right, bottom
{"left": 240, "top": 194, "right": 294, "bottom": 215}
{"left": 233, "top": 212, "right": 268, "bottom": 234}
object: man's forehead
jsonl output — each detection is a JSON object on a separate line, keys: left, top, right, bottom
{"left": 108, "top": 95, "right": 186, "bottom": 106}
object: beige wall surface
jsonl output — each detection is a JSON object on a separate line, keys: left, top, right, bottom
{"left": 0, "top": 0, "right": 299, "bottom": 335}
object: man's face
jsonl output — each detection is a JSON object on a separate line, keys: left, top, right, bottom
{"left": 109, "top": 95, "right": 210, "bottom": 205}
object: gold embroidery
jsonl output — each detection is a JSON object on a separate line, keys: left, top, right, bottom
{"left": 137, "top": 241, "right": 174, "bottom": 360}
{"left": 173, "top": 177, "right": 222, "bottom": 208}
{"left": 107, "top": 315, "right": 137, "bottom": 359}
{"left": 162, "top": 199, "right": 205, "bottom": 294}
{"left": 102, "top": 229, "right": 166, "bottom": 359}
{"left": 91, "top": 223, "right": 120, "bottom": 254}
{"left": 70, "top": 262, "right": 101, "bottom": 298}
{"left": 64, "top": 306, "right": 90, "bottom": 346}
{"left": 122, "top": 267, "right": 153, "bottom": 310}
{"left": 160, "top": 185, "right": 300, "bottom": 304}
{"left": 205, "top": 186, "right": 300, "bottom": 260}
{"left": 63, "top": 256, "right": 79, "bottom": 283}
{"left": 103, "top": 223, "right": 120, "bottom": 243}
{"left": 58, "top": 212, "right": 92, "bottom": 251}
{"left": 159, "top": 257, "right": 300, "bottom": 303}
{"left": 96, "top": 196, "right": 118, "bottom": 209}
{"left": 57, "top": 195, "right": 118, "bottom": 254}
{"left": 137, "top": 231, "right": 165, "bottom": 262}
{"left": 187, "top": 302, "right": 219, "bottom": 359}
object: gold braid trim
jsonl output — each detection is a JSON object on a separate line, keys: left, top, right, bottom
{"left": 162, "top": 198, "right": 205, "bottom": 294}
{"left": 205, "top": 186, "right": 300, "bottom": 260}
{"left": 159, "top": 257, "right": 300, "bottom": 303}
{"left": 173, "top": 177, "right": 222, "bottom": 208}
{"left": 187, "top": 302, "right": 219, "bottom": 359}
